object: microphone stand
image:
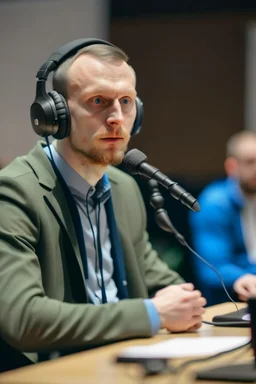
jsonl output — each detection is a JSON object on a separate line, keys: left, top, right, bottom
{"left": 149, "top": 179, "right": 186, "bottom": 247}
{"left": 148, "top": 179, "right": 240, "bottom": 308}
{"left": 148, "top": 179, "right": 256, "bottom": 382}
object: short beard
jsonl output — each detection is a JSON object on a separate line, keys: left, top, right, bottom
{"left": 240, "top": 181, "right": 256, "bottom": 196}
{"left": 69, "top": 139, "right": 128, "bottom": 166}
{"left": 84, "top": 146, "right": 127, "bottom": 166}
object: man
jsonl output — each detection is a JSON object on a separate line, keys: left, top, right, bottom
{"left": 0, "top": 39, "right": 206, "bottom": 370}
{"left": 189, "top": 130, "right": 256, "bottom": 306}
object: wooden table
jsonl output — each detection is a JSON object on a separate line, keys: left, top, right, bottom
{"left": 0, "top": 302, "right": 252, "bottom": 384}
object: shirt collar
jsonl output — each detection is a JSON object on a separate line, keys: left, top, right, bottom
{"left": 43, "top": 143, "right": 111, "bottom": 206}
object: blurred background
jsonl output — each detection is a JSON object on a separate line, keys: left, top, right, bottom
{"left": 1, "top": 0, "right": 256, "bottom": 283}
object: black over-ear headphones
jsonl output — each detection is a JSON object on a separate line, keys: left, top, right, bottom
{"left": 30, "top": 38, "right": 144, "bottom": 140}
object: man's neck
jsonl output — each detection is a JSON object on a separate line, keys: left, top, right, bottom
{"left": 53, "top": 141, "right": 106, "bottom": 186}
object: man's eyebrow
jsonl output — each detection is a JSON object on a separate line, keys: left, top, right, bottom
{"left": 80, "top": 88, "right": 137, "bottom": 98}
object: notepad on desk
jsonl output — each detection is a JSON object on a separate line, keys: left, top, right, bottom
{"left": 117, "top": 336, "right": 250, "bottom": 359}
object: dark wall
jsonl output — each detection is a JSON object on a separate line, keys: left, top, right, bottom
{"left": 111, "top": 1, "right": 256, "bottom": 18}
{"left": 110, "top": 13, "right": 256, "bottom": 180}
{"left": 111, "top": 12, "right": 256, "bottom": 282}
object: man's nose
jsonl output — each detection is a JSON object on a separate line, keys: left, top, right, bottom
{"left": 105, "top": 100, "right": 124, "bottom": 128}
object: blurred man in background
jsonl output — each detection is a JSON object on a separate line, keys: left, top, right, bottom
{"left": 190, "top": 130, "right": 256, "bottom": 305}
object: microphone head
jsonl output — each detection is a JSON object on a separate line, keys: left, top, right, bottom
{"left": 123, "top": 149, "right": 147, "bottom": 174}
{"left": 192, "top": 200, "right": 200, "bottom": 212}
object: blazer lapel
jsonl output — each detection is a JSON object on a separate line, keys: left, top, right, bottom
{"left": 26, "top": 142, "right": 87, "bottom": 285}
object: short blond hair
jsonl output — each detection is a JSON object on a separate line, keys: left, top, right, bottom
{"left": 52, "top": 44, "right": 130, "bottom": 99}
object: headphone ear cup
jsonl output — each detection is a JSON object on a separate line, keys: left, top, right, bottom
{"left": 30, "top": 91, "right": 58, "bottom": 137}
{"left": 131, "top": 96, "right": 144, "bottom": 136}
{"left": 48, "top": 91, "right": 71, "bottom": 139}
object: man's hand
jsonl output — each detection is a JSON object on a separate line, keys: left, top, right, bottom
{"left": 233, "top": 274, "right": 256, "bottom": 301}
{"left": 151, "top": 283, "right": 207, "bottom": 333}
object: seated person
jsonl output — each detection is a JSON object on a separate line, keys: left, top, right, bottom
{"left": 0, "top": 38, "right": 206, "bottom": 371}
{"left": 189, "top": 130, "right": 256, "bottom": 305}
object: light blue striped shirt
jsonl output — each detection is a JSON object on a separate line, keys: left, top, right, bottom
{"left": 44, "top": 144, "right": 161, "bottom": 334}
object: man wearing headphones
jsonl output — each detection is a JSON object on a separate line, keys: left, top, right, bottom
{"left": 0, "top": 38, "right": 206, "bottom": 369}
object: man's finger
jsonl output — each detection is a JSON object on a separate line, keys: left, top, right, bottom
{"left": 179, "top": 283, "right": 194, "bottom": 291}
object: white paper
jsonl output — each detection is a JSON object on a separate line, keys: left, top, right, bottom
{"left": 242, "top": 314, "right": 251, "bottom": 321}
{"left": 118, "top": 336, "right": 250, "bottom": 359}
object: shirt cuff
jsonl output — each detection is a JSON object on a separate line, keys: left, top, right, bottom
{"left": 143, "top": 299, "right": 161, "bottom": 335}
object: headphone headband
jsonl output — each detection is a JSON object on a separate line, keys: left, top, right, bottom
{"left": 36, "top": 38, "right": 114, "bottom": 80}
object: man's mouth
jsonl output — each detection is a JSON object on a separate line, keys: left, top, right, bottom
{"left": 100, "top": 137, "right": 123, "bottom": 142}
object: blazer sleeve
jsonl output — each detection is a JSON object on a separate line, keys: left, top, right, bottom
{"left": 0, "top": 176, "right": 152, "bottom": 353}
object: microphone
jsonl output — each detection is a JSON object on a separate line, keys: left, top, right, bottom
{"left": 123, "top": 149, "right": 200, "bottom": 212}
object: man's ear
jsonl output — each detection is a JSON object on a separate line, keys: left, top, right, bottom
{"left": 224, "top": 157, "right": 239, "bottom": 177}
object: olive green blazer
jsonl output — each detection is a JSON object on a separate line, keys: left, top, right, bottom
{"left": 0, "top": 141, "right": 183, "bottom": 361}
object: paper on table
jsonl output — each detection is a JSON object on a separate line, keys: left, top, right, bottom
{"left": 118, "top": 336, "right": 250, "bottom": 359}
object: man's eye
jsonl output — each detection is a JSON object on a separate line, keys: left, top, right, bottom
{"left": 93, "top": 97, "right": 104, "bottom": 105}
{"left": 121, "top": 98, "right": 130, "bottom": 105}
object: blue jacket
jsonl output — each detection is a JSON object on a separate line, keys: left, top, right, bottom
{"left": 189, "top": 177, "right": 256, "bottom": 305}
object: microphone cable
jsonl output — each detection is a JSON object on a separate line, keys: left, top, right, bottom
{"left": 148, "top": 179, "right": 249, "bottom": 326}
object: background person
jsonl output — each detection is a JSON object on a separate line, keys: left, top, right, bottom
{"left": 189, "top": 130, "right": 256, "bottom": 305}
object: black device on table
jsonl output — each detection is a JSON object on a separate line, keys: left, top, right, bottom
{"left": 195, "top": 297, "right": 256, "bottom": 382}
{"left": 211, "top": 306, "right": 250, "bottom": 327}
